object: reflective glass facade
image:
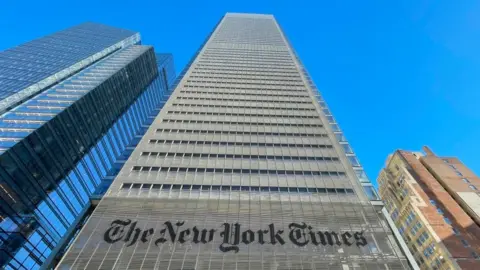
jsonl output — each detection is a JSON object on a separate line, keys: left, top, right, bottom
{"left": 0, "top": 24, "right": 175, "bottom": 270}
{"left": 0, "top": 22, "right": 140, "bottom": 113}
{"left": 91, "top": 53, "right": 176, "bottom": 199}
{"left": 59, "top": 14, "right": 412, "bottom": 269}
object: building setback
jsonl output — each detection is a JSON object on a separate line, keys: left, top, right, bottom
{"left": 0, "top": 23, "right": 175, "bottom": 269}
{"left": 378, "top": 146, "right": 480, "bottom": 269}
{"left": 58, "top": 13, "right": 412, "bottom": 269}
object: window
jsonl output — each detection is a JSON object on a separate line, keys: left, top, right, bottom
{"left": 348, "top": 156, "right": 360, "bottom": 167}
{"left": 418, "top": 256, "right": 425, "bottom": 265}
{"left": 423, "top": 243, "right": 435, "bottom": 258}
{"left": 397, "top": 175, "right": 405, "bottom": 186}
{"left": 461, "top": 239, "right": 470, "bottom": 247}
{"left": 452, "top": 227, "right": 460, "bottom": 235}
{"left": 406, "top": 211, "right": 416, "bottom": 226}
{"left": 341, "top": 144, "right": 353, "bottom": 154}
{"left": 443, "top": 217, "right": 452, "bottom": 225}
{"left": 330, "top": 124, "right": 340, "bottom": 132}
{"left": 335, "top": 133, "right": 346, "bottom": 142}
{"left": 432, "top": 257, "right": 442, "bottom": 269}
{"left": 462, "top": 178, "right": 470, "bottom": 183}
{"left": 471, "top": 251, "right": 479, "bottom": 259}
{"left": 391, "top": 210, "right": 399, "bottom": 220}
{"left": 354, "top": 169, "right": 370, "bottom": 183}
{"left": 363, "top": 186, "right": 380, "bottom": 200}
{"left": 327, "top": 188, "right": 336, "bottom": 194}
{"left": 416, "top": 232, "right": 430, "bottom": 246}
{"left": 410, "top": 222, "right": 422, "bottom": 235}
{"left": 469, "top": 185, "right": 478, "bottom": 191}
{"left": 132, "top": 183, "right": 141, "bottom": 189}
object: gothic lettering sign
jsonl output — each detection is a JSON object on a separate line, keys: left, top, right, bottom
{"left": 103, "top": 219, "right": 367, "bottom": 253}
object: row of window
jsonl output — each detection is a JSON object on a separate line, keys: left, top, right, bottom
{"left": 186, "top": 77, "right": 303, "bottom": 85}
{"left": 202, "top": 53, "right": 292, "bottom": 59}
{"left": 156, "top": 129, "right": 328, "bottom": 137}
{"left": 199, "top": 55, "right": 292, "bottom": 60}
{"left": 188, "top": 74, "right": 301, "bottom": 81}
{"left": 166, "top": 111, "right": 318, "bottom": 119}
{"left": 120, "top": 183, "right": 355, "bottom": 194}
{"left": 182, "top": 84, "right": 306, "bottom": 91}
{"left": 192, "top": 67, "right": 299, "bottom": 75}
{"left": 447, "top": 163, "right": 466, "bottom": 177}
{"left": 201, "top": 55, "right": 293, "bottom": 62}
{"left": 139, "top": 152, "right": 339, "bottom": 161}
{"left": 196, "top": 59, "right": 295, "bottom": 65}
{"left": 195, "top": 62, "right": 296, "bottom": 68}
{"left": 200, "top": 48, "right": 290, "bottom": 54}
{"left": 176, "top": 96, "right": 312, "bottom": 104}
{"left": 199, "top": 53, "right": 291, "bottom": 58}
{"left": 180, "top": 90, "right": 308, "bottom": 98}
{"left": 194, "top": 64, "right": 297, "bottom": 72}
{"left": 203, "top": 49, "right": 291, "bottom": 56}
{"left": 171, "top": 104, "right": 316, "bottom": 111}
{"left": 430, "top": 199, "right": 455, "bottom": 225}
{"left": 190, "top": 71, "right": 301, "bottom": 78}
{"left": 162, "top": 119, "right": 323, "bottom": 127}
{"left": 461, "top": 177, "right": 478, "bottom": 190}
{"left": 148, "top": 139, "right": 332, "bottom": 148}
{"left": 131, "top": 166, "right": 346, "bottom": 176}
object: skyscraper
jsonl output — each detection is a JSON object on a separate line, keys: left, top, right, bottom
{"left": 58, "top": 13, "right": 412, "bottom": 269}
{"left": 0, "top": 23, "right": 175, "bottom": 269}
{"left": 378, "top": 147, "right": 480, "bottom": 269}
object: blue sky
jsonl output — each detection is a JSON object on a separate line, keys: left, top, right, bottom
{"left": 1, "top": 0, "right": 479, "bottom": 186}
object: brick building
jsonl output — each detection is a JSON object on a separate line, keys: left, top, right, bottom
{"left": 378, "top": 146, "right": 480, "bottom": 269}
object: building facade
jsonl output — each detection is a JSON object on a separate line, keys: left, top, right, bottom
{"left": 0, "top": 23, "right": 175, "bottom": 269}
{"left": 378, "top": 147, "right": 480, "bottom": 269}
{"left": 58, "top": 13, "right": 412, "bottom": 269}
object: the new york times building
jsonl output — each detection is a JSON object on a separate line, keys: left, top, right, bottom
{"left": 58, "top": 13, "right": 412, "bottom": 270}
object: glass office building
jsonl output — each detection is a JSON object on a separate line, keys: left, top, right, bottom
{"left": 0, "top": 23, "right": 175, "bottom": 269}
{"left": 59, "top": 13, "right": 412, "bottom": 269}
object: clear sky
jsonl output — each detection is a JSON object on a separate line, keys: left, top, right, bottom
{"left": 1, "top": 0, "right": 479, "bottom": 186}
